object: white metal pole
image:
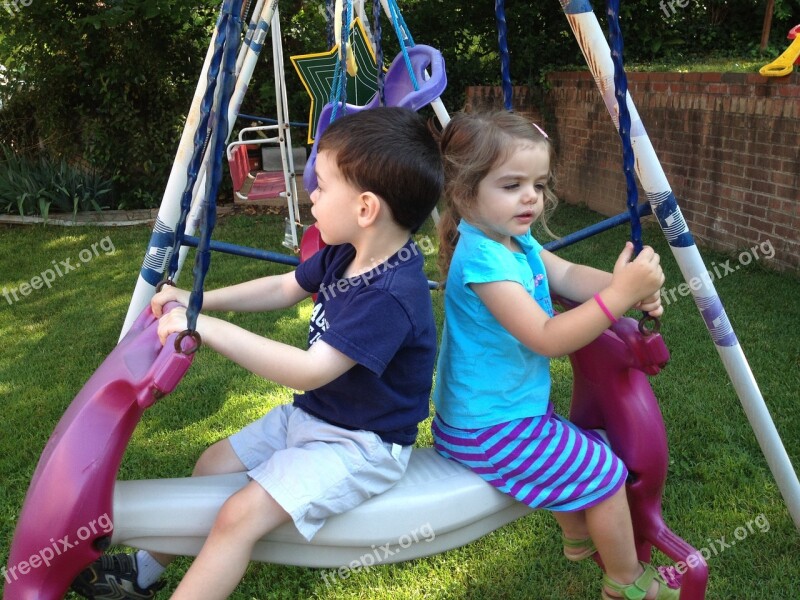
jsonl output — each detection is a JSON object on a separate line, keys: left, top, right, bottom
{"left": 183, "top": 0, "right": 280, "bottom": 246}
{"left": 272, "top": 9, "right": 302, "bottom": 250}
{"left": 119, "top": 28, "right": 219, "bottom": 339}
{"left": 120, "top": 0, "right": 279, "bottom": 338}
{"left": 561, "top": 2, "right": 800, "bottom": 529}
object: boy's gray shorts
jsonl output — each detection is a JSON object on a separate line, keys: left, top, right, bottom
{"left": 229, "top": 404, "right": 411, "bottom": 541}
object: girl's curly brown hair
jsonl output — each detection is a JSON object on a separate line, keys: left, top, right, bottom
{"left": 436, "top": 110, "right": 558, "bottom": 281}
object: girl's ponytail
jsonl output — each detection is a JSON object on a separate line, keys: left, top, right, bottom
{"left": 437, "top": 201, "right": 461, "bottom": 283}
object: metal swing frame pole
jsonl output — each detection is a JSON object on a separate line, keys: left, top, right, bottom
{"left": 270, "top": 8, "right": 304, "bottom": 250}
{"left": 558, "top": 0, "right": 800, "bottom": 529}
{"left": 120, "top": 0, "right": 279, "bottom": 339}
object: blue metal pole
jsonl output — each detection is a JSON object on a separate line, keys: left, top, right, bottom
{"left": 182, "top": 236, "right": 301, "bottom": 266}
{"left": 180, "top": 236, "right": 440, "bottom": 290}
{"left": 544, "top": 202, "right": 652, "bottom": 252}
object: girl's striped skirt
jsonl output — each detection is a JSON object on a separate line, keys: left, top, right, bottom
{"left": 432, "top": 405, "right": 627, "bottom": 511}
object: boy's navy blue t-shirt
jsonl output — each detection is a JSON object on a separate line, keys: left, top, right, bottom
{"left": 293, "top": 239, "right": 436, "bottom": 445}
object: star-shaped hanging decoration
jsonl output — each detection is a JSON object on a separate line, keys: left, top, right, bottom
{"left": 291, "top": 18, "right": 382, "bottom": 144}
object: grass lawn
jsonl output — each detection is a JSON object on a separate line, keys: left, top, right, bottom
{"left": 1, "top": 203, "right": 798, "bottom": 599}
{"left": 624, "top": 57, "right": 767, "bottom": 73}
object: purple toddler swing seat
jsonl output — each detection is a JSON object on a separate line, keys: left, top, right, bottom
{"left": 4, "top": 303, "right": 195, "bottom": 600}
{"left": 302, "top": 43, "right": 447, "bottom": 194}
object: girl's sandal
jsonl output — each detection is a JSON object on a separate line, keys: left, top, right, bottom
{"left": 562, "top": 535, "right": 597, "bottom": 562}
{"left": 601, "top": 561, "right": 680, "bottom": 600}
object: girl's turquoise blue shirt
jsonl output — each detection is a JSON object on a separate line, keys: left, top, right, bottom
{"left": 433, "top": 220, "right": 554, "bottom": 429}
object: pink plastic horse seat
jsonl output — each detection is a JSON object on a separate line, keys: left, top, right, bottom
{"left": 563, "top": 305, "right": 708, "bottom": 600}
{"left": 4, "top": 303, "right": 195, "bottom": 600}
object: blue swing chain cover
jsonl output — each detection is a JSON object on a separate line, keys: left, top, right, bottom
{"left": 163, "top": 0, "right": 243, "bottom": 339}
{"left": 606, "top": 0, "right": 643, "bottom": 256}
{"left": 607, "top": 0, "right": 659, "bottom": 333}
{"left": 495, "top": 0, "right": 513, "bottom": 112}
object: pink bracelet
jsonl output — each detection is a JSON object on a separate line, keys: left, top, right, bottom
{"left": 593, "top": 293, "right": 618, "bottom": 324}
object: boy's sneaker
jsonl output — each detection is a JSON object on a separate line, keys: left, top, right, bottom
{"left": 71, "top": 553, "right": 164, "bottom": 599}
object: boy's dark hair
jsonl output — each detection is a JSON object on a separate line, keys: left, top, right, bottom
{"left": 318, "top": 107, "right": 443, "bottom": 233}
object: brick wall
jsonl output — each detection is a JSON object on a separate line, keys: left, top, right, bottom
{"left": 466, "top": 73, "right": 799, "bottom": 273}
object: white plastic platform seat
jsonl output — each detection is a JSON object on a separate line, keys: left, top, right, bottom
{"left": 112, "top": 448, "right": 532, "bottom": 568}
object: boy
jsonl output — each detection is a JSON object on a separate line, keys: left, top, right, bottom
{"left": 72, "top": 107, "right": 443, "bottom": 599}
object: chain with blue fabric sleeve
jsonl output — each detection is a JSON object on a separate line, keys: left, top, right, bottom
{"left": 606, "top": 0, "right": 659, "bottom": 334}
{"left": 158, "top": 0, "right": 243, "bottom": 352}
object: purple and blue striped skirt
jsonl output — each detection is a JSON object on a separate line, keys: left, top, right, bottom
{"left": 432, "top": 405, "right": 627, "bottom": 512}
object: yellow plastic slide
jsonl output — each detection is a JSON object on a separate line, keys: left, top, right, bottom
{"left": 760, "top": 24, "right": 800, "bottom": 77}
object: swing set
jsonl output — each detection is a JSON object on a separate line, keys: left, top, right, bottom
{"left": 5, "top": 1, "right": 798, "bottom": 599}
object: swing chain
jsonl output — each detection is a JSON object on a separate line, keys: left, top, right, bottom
{"left": 175, "top": 329, "right": 203, "bottom": 355}
{"left": 155, "top": 278, "right": 175, "bottom": 293}
{"left": 154, "top": 278, "right": 203, "bottom": 354}
{"left": 638, "top": 313, "right": 661, "bottom": 336}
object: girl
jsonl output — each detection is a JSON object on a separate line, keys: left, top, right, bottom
{"left": 432, "top": 111, "right": 677, "bottom": 600}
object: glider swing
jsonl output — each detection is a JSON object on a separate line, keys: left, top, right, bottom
{"left": 3, "top": 2, "right": 455, "bottom": 597}
{"left": 6, "top": 0, "right": 688, "bottom": 598}
{"left": 11, "top": 1, "right": 797, "bottom": 599}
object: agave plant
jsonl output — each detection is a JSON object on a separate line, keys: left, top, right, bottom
{"left": 0, "top": 145, "right": 113, "bottom": 219}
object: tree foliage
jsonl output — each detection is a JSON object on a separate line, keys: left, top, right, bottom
{"left": 1, "top": 0, "right": 798, "bottom": 208}
{"left": 0, "top": 0, "right": 219, "bottom": 207}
